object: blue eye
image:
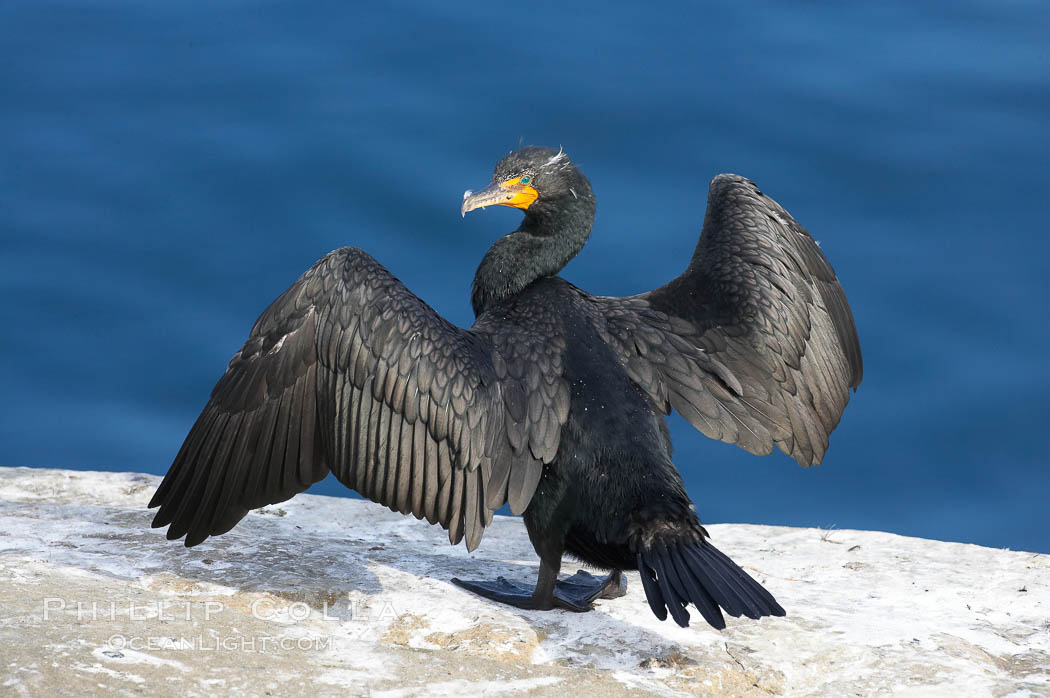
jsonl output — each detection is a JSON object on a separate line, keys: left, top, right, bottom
{"left": 521, "top": 175, "right": 531, "bottom": 185}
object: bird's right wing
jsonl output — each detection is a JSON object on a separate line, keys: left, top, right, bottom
{"left": 150, "top": 247, "right": 569, "bottom": 550}
{"left": 598, "top": 174, "right": 862, "bottom": 467}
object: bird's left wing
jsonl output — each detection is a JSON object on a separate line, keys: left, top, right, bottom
{"left": 150, "top": 247, "right": 564, "bottom": 550}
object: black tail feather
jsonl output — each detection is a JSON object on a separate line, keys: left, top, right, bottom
{"left": 636, "top": 540, "right": 785, "bottom": 629}
{"left": 667, "top": 552, "right": 725, "bottom": 628}
{"left": 637, "top": 555, "right": 669, "bottom": 622}
{"left": 690, "top": 543, "right": 783, "bottom": 619}
{"left": 651, "top": 554, "right": 692, "bottom": 627}
{"left": 685, "top": 545, "right": 763, "bottom": 618}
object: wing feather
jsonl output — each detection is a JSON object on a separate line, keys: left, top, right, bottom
{"left": 600, "top": 175, "right": 862, "bottom": 466}
{"left": 150, "top": 247, "right": 570, "bottom": 549}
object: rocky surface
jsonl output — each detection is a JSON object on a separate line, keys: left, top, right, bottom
{"left": 0, "top": 467, "right": 1047, "bottom": 697}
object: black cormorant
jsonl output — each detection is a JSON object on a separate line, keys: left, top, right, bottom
{"left": 150, "top": 146, "right": 863, "bottom": 629}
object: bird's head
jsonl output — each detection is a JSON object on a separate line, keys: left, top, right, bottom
{"left": 464, "top": 146, "right": 596, "bottom": 314}
{"left": 461, "top": 146, "right": 593, "bottom": 223}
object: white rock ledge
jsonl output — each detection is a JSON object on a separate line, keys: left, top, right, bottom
{"left": 0, "top": 467, "right": 1047, "bottom": 697}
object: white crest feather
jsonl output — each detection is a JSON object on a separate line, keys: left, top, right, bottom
{"left": 544, "top": 146, "right": 567, "bottom": 168}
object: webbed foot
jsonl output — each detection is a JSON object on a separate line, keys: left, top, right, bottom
{"left": 451, "top": 576, "right": 591, "bottom": 611}
{"left": 451, "top": 569, "right": 626, "bottom": 612}
{"left": 555, "top": 569, "right": 628, "bottom": 605}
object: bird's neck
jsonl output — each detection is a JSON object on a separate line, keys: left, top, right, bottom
{"left": 471, "top": 198, "right": 595, "bottom": 316}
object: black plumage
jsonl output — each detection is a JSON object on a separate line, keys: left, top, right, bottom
{"left": 150, "top": 146, "right": 862, "bottom": 629}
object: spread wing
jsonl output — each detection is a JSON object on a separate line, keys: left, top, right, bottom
{"left": 600, "top": 174, "right": 862, "bottom": 466}
{"left": 150, "top": 247, "right": 568, "bottom": 549}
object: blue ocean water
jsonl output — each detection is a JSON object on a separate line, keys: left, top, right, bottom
{"left": 2, "top": 1, "right": 1047, "bottom": 552}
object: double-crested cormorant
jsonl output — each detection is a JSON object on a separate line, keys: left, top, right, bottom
{"left": 150, "top": 146, "right": 862, "bottom": 629}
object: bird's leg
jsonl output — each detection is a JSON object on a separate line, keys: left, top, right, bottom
{"left": 603, "top": 570, "right": 629, "bottom": 598}
{"left": 451, "top": 563, "right": 626, "bottom": 612}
